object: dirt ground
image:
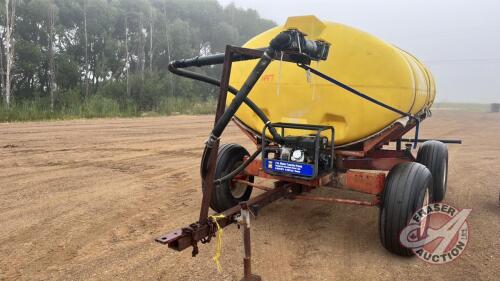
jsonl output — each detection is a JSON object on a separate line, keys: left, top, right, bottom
{"left": 0, "top": 111, "right": 498, "bottom": 281}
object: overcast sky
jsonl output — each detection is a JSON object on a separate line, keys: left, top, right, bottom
{"left": 218, "top": 0, "right": 500, "bottom": 103}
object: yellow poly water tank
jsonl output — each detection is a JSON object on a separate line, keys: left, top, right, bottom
{"left": 228, "top": 15, "right": 435, "bottom": 146}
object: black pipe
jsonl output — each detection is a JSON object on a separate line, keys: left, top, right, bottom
{"left": 299, "top": 63, "right": 422, "bottom": 148}
{"left": 168, "top": 57, "right": 282, "bottom": 142}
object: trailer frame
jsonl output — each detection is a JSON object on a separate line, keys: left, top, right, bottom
{"left": 155, "top": 41, "right": 460, "bottom": 280}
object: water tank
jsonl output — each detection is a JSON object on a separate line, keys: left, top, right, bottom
{"left": 228, "top": 15, "right": 435, "bottom": 146}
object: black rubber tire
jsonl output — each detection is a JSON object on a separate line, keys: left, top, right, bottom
{"left": 202, "top": 144, "right": 253, "bottom": 213}
{"left": 417, "top": 140, "right": 448, "bottom": 202}
{"left": 379, "top": 162, "right": 432, "bottom": 256}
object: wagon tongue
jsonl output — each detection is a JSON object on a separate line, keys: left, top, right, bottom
{"left": 155, "top": 183, "right": 297, "bottom": 255}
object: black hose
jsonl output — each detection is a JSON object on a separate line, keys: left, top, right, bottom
{"left": 168, "top": 60, "right": 282, "bottom": 142}
{"left": 170, "top": 31, "right": 297, "bottom": 143}
{"left": 170, "top": 52, "right": 257, "bottom": 68}
{"left": 199, "top": 33, "right": 295, "bottom": 178}
{"left": 170, "top": 54, "right": 277, "bottom": 181}
{"left": 169, "top": 64, "right": 267, "bottom": 128}
{"left": 178, "top": 31, "right": 296, "bottom": 179}
{"left": 210, "top": 50, "right": 274, "bottom": 139}
{"left": 299, "top": 63, "right": 421, "bottom": 148}
{"left": 213, "top": 147, "right": 262, "bottom": 184}
{"left": 171, "top": 53, "right": 226, "bottom": 68}
{"left": 207, "top": 31, "right": 296, "bottom": 138}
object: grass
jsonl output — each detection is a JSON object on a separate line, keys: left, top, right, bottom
{"left": 157, "top": 96, "right": 216, "bottom": 115}
{"left": 0, "top": 96, "right": 138, "bottom": 122}
{"left": 0, "top": 96, "right": 216, "bottom": 122}
{"left": 2, "top": 98, "right": 494, "bottom": 123}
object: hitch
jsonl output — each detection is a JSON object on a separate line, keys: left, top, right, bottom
{"left": 155, "top": 182, "right": 299, "bottom": 255}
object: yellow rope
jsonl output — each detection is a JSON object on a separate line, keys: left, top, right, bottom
{"left": 209, "top": 214, "right": 225, "bottom": 273}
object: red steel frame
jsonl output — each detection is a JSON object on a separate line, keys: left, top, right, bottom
{"left": 233, "top": 116, "right": 416, "bottom": 202}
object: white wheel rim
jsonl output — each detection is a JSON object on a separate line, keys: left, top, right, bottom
{"left": 231, "top": 181, "right": 248, "bottom": 198}
{"left": 230, "top": 161, "right": 249, "bottom": 199}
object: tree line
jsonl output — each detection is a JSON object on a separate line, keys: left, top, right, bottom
{"left": 0, "top": 0, "right": 275, "bottom": 120}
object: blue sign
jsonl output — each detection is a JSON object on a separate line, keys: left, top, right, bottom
{"left": 264, "top": 159, "right": 314, "bottom": 177}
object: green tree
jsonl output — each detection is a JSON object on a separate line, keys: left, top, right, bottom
{"left": 0, "top": 0, "right": 277, "bottom": 118}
